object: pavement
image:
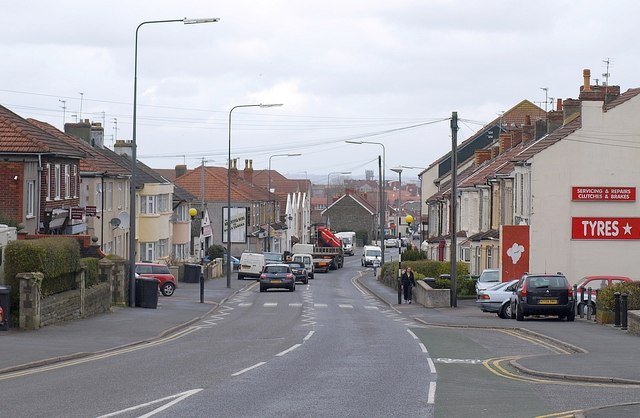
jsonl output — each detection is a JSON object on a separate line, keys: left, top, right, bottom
{"left": 2, "top": 269, "right": 639, "bottom": 417}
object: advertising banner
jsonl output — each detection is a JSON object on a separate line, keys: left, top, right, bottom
{"left": 500, "top": 225, "right": 530, "bottom": 282}
{"left": 222, "top": 207, "right": 248, "bottom": 243}
{"left": 571, "top": 186, "right": 636, "bottom": 202}
{"left": 572, "top": 217, "right": 640, "bottom": 240}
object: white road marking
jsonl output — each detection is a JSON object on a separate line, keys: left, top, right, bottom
{"left": 419, "top": 343, "right": 428, "bottom": 353}
{"left": 435, "top": 358, "right": 483, "bottom": 364}
{"left": 275, "top": 344, "right": 302, "bottom": 357}
{"left": 427, "top": 358, "right": 437, "bottom": 374}
{"left": 407, "top": 329, "right": 418, "bottom": 339}
{"left": 238, "top": 303, "right": 252, "bottom": 307}
{"left": 338, "top": 304, "right": 354, "bottom": 309}
{"left": 314, "top": 303, "right": 328, "bottom": 308}
{"left": 231, "top": 362, "right": 266, "bottom": 376}
{"left": 289, "top": 303, "right": 303, "bottom": 307}
{"left": 264, "top": 302, "right": 278, "bottom": 307}
{"left": 427, "top": 382, "right": 436, "bottom": 404}
{"left": 364, "top": 306, "right": 379, "bottom": 310}
{"left": 96, "top": 389, "right": 203, "bottom": 418}
{"left": 303, "top": 331, "right": 315, "bottom": 341}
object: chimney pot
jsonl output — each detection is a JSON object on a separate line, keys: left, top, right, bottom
{"left": 583, "top": 69, "right": 591, "bottom": 92}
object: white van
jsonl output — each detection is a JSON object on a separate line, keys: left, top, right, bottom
{"left": 238, "top": 252, "right": 266, "bottom": 280}
{"left": 292, "top": 253, "right": 315, "bottom": 279}
{"left": 335, "top": 231, "right": 356, "bottom": 256}
{"left": 361, "top": 245, "right": 382, "bottom": 267}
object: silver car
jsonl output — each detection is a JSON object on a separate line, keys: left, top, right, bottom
{"left": 476, "top": 279, "right": 519, "bottom": 318}
{"left": 475, "top": 269, "right": 500, "bottom": 294}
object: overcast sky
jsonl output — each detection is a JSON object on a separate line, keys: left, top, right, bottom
{"left": 2, "top": 1, "right": 639, "bottom": 182}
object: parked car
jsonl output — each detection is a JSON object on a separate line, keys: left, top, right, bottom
{"left": 259, "top": 263, "right": 296, "bottom": 292}
{"left": 574, "top": 275, "right": 633, "bottom": 315}
{"left": 230, "top": 255, "right": 240, "bottom": 270}
{"left": 287, "top": 261, "right": 309, "bottom": 284}
{"left": 135, "top": 262, "right": 177, "bottom": 297}
{"left": 292, "top": 253, "right": 314, "bottom": 279}
{"left": 510, "top": 273, "right": 575, "bottom": 321}
{"left": 475, "top": 269, "right": 500, "bottom": 294}
{"left": 476, "top": 279, "right": 519, "bottom": 318}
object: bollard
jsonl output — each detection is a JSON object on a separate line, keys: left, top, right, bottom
{"left": 573, "top": 284, "right": 578, "bottom": 316}
{"left": 594, "top": 289, "right": 599, "bottom": 322}
{"left": 579, "top": 287, "right": 585, "bottom": 319}
{"left": 200, "top": 271, "right": 205, "bottom": 304}
{"left": 621, "top": 293, "right": 628, "bottom": 331}
{"left": 586, "top": 287, "right": 592, "bottom": 321}
{"left": 614, "top": 292, "right": 621, "bottom": 327}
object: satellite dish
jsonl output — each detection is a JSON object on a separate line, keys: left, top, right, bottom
{"left": 109, "top": 218, "right": 121, "bottom": 228}
{"left": 118, "top": 211, "right": 130, "bottom": 229}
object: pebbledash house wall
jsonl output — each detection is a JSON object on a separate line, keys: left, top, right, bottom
{"left": 529, "top": 97, "right": 640, "bottom": 282}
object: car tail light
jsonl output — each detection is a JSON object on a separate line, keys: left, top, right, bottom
{"left": 287, "top": 273, "right": 294, "bottom": 279}
{"left": 567, "top": 284, "right": 574, "bottom": 299}
{"left": 520, "top": 280, "right": 528, "bottom": 297}
{"left": 478, "top": 294, "right": 490, "bottom": 300}
{"left": 260, "top": 274, "right": 267, "bottom": 279}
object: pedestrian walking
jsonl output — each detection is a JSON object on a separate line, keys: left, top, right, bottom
{"left": 401, "top": 266, "right": 416, "bottom": 304}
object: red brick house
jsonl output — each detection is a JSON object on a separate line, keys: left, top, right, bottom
{"left": 0, "top": 105, "right": 84, "bottom": 234}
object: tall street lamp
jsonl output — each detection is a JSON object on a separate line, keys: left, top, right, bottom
{"left": 129, "top": 17, "right": 218, "bottom": 307}
{"left": 227, "top": 103, "right": 282, "bottom": 288}
{"left": 325, "top": 171, "right": 351, "bottom": 227}
{"left": 268, "top": 153, "right": 302, "bottom": 251}
{"left": 346, "top": 140, "right": 386, "bottom": 265}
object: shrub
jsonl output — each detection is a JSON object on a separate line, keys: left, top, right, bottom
{"left": 82, "top": 257, "right": 100, "bottom": 288}
{"left": 207, "top": 244, "right": 226, "bottom": 261}
{"left": 400, "top": 247, "right": 427, "bottom": 261}
{"left": 388, "top": 259, "right": 470, "bottom": 297}
{"left": 596, "top": 282, "right": 640, "bottom": 311}
{"left": 5, "top": 237, "right": 81, "bottom": 311}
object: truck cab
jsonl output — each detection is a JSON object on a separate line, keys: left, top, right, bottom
{"left": 335, "top": 231, "right": 356, "bottom": 256}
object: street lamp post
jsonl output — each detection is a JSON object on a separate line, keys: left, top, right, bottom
{"left": 227, "top": 103, "right": 282, "bottom": 288}
{"left": 397, "top": 165, "right": 427, "bottom": 240}
{"left": 325, "top": 171, "right": 351, "bottom": 227}
{"left": 268, "top": 153, "right": 301, "bottom": 252}
{"left": 129, "top": 17, "right": 218, "bottom": 307}
{"left": 346, "top": 140, "right": 386, "bottom": 265}
{"left": 390, "top": 167, "right": 405, "bottom": 269}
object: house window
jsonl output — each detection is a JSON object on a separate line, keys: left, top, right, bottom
{"left": 117, "top": 182, "right": 123, "bottom": 210}
{"left": 157, "top": 239, "right": 168, "bottom": 258}
{"left": 173, "top": 244, "right": 187, "bottom": 261}
{"left": 46, "top": 163, "right": 51, "bottom": 201}
{"left": 140, "top": 196, "right": 157, "bottom": 214}
{"left": 73, "top": 165, "right": 78, "bottom": 198}
{"left": 106, "top": 182, "right": 113, "bottom": 211}
{"left": 96, "top": 183, "right": 103, "bottom": 211}
{"left": 141, "top": 242, "right": 155, "bottom": 261}
{"left": 64, "top": 165, "right": 70, "bottom": 198}
{"left": 486, "top": 246, "right": 493, "bottom": 268}
{"left": 55, "top": 164, "right": 61, "bottom": 199}
{"left": 27, "top": 180, "right": 35, "bottom": 217}
{"left": 175, "top": 204, "right": 188, "bottom": 222}
{"left": 158, "top": 194, "right": 171, "bottom": 213}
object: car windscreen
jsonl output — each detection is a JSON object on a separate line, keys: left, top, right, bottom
{"left": 288, "top": 263, "right": 304, "bottom": 269}
{"left": 478, "top": 270, "right": 499, "bottom": 283}
{"left": 265, "top": 266, "right": 289, "bottom": 274}
{"left": 366, "top": 250, "right": 381, "bottom": 257}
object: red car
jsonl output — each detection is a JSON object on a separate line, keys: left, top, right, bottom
{"left": 575, "top": 275, "right": 633, "bottom": 315}
{"left": 135, "top": 262, "right": 177, "bottom": 296}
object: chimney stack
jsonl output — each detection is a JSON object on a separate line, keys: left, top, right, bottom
{"left": 230, "top": 158, "right": 238, "bottom": 184}
{"left": 243, "top": 159, "right": 253, "bottom": 184}
{"left": 582, "top": 69, "right": 591, "bottom": 92}
{"left": 175, "top": 164, "right": 187, "bottom": 178}
{"left": 474, "top": 149, "right": 492, "bottom": 166}
{"left": 522, "top": 115, "right": 534, "bottom": 143}
{"left": 499, "top": 133, "right": 512, "bottom": 154}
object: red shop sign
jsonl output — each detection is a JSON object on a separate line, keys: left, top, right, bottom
{"left": 572, "top": 186, "right": 636, "bottom": 202}
{"left": 70, "top": 207, "right": 84, "bottom": 220}
{"left": 572, "top": 217, "right": 640, "bottom": 240}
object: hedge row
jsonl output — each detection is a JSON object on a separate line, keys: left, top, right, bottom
{"left": 596, "top": 281, "right": 640, "bottom": 311}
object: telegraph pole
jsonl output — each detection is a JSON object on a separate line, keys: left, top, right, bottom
{"left": 378, "top": 155, "right": 385, "bottom": 266}
{"left": 450, "top": 111, "right": 458, "bottom": 308}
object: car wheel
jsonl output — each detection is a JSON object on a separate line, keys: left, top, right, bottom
{"left": 516, "top": 303, "right": 524, "bottom": 321}
{"left": 290, "top": 283, "right": 295, "bottom": 292}
{"left": 237, "top": 274, "right": 243, "bottom": 280}
{"left": 500, "top": 303, "right": 512, "bottom": 319}
{"left": 160, "top": 282, "right": 175, "bottom": 297}
{"left": 567, "top": 309, "right": 576, "bottom": 322}
{"left": 260, "top": 285, "right": 266, "bottom": 292}
{"left": 304, "top": 278, "right": 309, "bottom": 284}
{"left": 510, "top": 302, "right": 517, "bottom": 320}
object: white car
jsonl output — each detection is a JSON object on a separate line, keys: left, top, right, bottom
{"left": 384, "top": 238, "right": 399, "bottom": 248}
{"left": 476, "top": 279, "right": 519, "bottom": 318}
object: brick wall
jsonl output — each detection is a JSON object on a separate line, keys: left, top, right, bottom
{"left": 0, "top": 161, "right": 24, "bottom": 223}
{"left": 40, "top": 289, "right": 82, "bottom": 327}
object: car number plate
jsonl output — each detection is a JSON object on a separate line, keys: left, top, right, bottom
{"left": 538, "top": 299, "right": 558, "bottom": 305}
{"left": 271, "top": 279, "right": 281, "bottom": 283}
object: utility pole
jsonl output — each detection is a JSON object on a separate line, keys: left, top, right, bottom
{"left": 200, "top": 157, "right": 206, "bottom": 262}
{"left": 59, "top": 99, "right": 67, "bottom": 126}
{"left": 450, "top": 111, "right": 458, "bottom": 308}
{"left": 378, "top": 155, "right": 385, "bottom": 266}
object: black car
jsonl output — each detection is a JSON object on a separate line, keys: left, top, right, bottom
{"left": 287, "top": 261, "right": 309, "bottom": 284}
{"left": 259, "top": 263, "right": 296, "bottom": 292}
{"left": 510, "top": 273, "right": 575, "bottom": 321}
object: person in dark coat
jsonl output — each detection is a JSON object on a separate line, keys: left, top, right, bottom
{"left": 401, "top": 266, "right": 416, "bottom": 304}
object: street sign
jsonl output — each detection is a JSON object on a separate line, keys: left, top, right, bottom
{"left": 85, "top": 206, "right": 97, "bottom": 216}
{"left": 70, "top": 207, "right": 83, "bottom": 220}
